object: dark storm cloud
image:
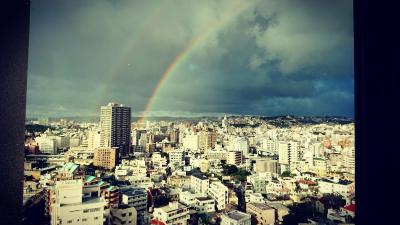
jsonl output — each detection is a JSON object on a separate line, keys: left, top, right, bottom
{"left": 27, "top": 0, "right": 354, "bottom": 118}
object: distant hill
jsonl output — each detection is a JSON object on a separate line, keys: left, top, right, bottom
{"left": 26, "top": 115, "right": 353, "bottom": 126}
{"left": 26, "top": 116, "right": 221, "bottom": 123}
{"left": 260, "top": 115, "right": 353, "bottom": 127}
{"left": 25, "top": 124, "right": 52, "bottom": 133}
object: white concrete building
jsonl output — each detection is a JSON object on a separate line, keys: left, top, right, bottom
{"left": 208, "top": 181, "right": 229, "bottom": 211}
{"left": 152, "top": 202, "right": 191, "bottom": 225}
{"left": 262, "top": 139, "right": 278, "bottom": 153}
{"left": 179, "top": 191, "right": 199, "bottom": 206}
{"left": 182, "top": 134, "right": 199, "bottom": 150}
{"left": 152, "top": 153, "right": 168, "bottom": 168}
{"left": 249, "top": 192, "right": 265, "bottom": 204}
{"left": 206, "top": 149, "right": 227, "bottom": 160}
{"left": 36, "top": 136, "right": 57, "bottom": 154}
{"left": 230, "top": 137, "right": 249, "bottom": 157}
{"left": 195, "top": 196, "right": 215, "bottom": 213}
{"left": 227, "top": 151, "right": 243, "bottom": 166}
{"left": 50, "top": 180, "right": 105, "bottom": 225}
{"left": 268, "top": 203, "right": 290, "bottom": 223}
{"left": 87, "top": 128, "right": 101, "bottom": 150}
{"left": 169, "top": 150, "right": 185, "bottom": 166}
{"left": 190, "top": 174, "right": 209, "bottom": 195}
{"left": 278, "top": 141, "right": 300, "bottom": 170}
{"left": 318, "top": 179, "right": 354, "bottom": 196}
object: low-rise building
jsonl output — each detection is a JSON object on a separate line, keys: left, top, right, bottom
{"left": 318, "top": 179, "right": 354, "bottom": 197}
{"left": 151, "top": 202, "right": 191, "bottom": 225}
{"left": 227, "top": 151, "right": 243, "bottom": 166}
{"left": 169, "top": 150, "right": 185, "bottom": 166}
{"left": 208, "top": 181, "right": 229, "bottom": 211}
{"left": 190, "top": 174, "right": 209, "bottom": 195}
{"left": 195, "top": 196, "right": 215, "bottom": 213}
{"left": 49, "top": 179, "right": 105, "bottom": 225}
{"left": 167, "top": 175, "right": 191, "bottom": 188}
{"left": 120, "top": 187, "right": 147, "bottom": 224}
{"left": 109, "top": 204, "right": 137, "bottom": 225}
{"left": 221, "top": 210, "right": 251, "bottom": 225}
{"left": 94, "top": 147, "right": 118, "bottom": 169}
{"left": 246, "top": 203, "right": 275, "bottom": 225}
{"left": 267, "top": 203, "right": 290, "bottom": 223}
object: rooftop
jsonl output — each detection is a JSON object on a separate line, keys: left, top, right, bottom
{"left": 224, "top": 210, "right": 251, "bottom": 221}
{"left": 196, "top": 196, "right": 213, "bottom": 201}
{"left": 85, "top": 175, "right": 96, "bottom": 183}
{"left": 62, "top": 162, "right": 79, "bottom": 174}
{"left": 157, "top": 202, "right": 187, "bottom": 213}
{"left": 247, "top": 202, "right": 273, "bottom": 211}
{"left": 120, "top": 187, "right": 146, "bottom": 196}
{"left": 191, "top": 173, "right": 208, "bottom": 180}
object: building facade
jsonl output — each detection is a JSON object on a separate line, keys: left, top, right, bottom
{"left": 246, "top": 203, "right": 275, "bottom": 225}
{"left": 100, "top": 103, "right": 131, "bottom": 156}
{"left": 208, "top": 181, "right": 229, "bottom": 211}
{"left": 50, "top": 180, "right": 105, "bottom": 225}
{"left": 151, "top": 202, "right": 191, "bottom": 225}
{"left": 94, "top": 147, "right": 118, "bottom": 169}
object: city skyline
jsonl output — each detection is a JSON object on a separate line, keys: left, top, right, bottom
{"left": 27, "top": 0, "right": 354, "bottom": 118}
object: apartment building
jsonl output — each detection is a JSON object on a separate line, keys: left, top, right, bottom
{"left": 151, "top": 202, "right": 191, "bottom": 225}
{"left": 208, "top": 181, "right": 229, "bottom": 211}
{"left": 246, "top": 203, "right": 275, "bottom": 225}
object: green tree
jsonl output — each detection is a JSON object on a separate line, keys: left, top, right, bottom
{"left": 222, "top": 164, "right": 239, "bottom": 175}
{"left": 281, "top": 171, "right": 291, "bottom": 177}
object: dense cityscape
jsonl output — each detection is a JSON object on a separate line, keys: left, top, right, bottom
{"left": 24, "top": 1, "right": 354, "bottom": 224}
{"left": 23, "top": 103, "right": 355, "bottom": 225}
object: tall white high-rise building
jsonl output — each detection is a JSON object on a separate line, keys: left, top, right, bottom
{"left": 344, "top": 147, "right": 355, "bottom": 173}
{"left": 233, "top": 137, "right": 249, "bottom": 157}
{"left": 88, "top": 128, "right": 101, "bottom": 150}
{"left": 35, "top": 136, "right": 57, "bottom": 154}
{"left": 100, "top": 103, "right": 131, "bottom": 156}
{"left": 222, "top": 115, "right": 228, "bottom": 128}
{"left": 182, "top": 134, "right": 199, "bottom": 150}
{"left": 278, "top": 141, "right": 300, "bottom": 170}
{"left": 169, "top": 149, "right": 185, "bottom": 166}
{"left": 227, "top": 151, "right": 243, "bottom": 166}
{"left": 262, "top": 139, "right": 278, "bottom": 153}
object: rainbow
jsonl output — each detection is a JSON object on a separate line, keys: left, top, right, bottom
{"left": 138, "top": 0, "right": 254, "bottom": 123}
{"left": 91, "top": 2, "right": 166, "bottom": 120}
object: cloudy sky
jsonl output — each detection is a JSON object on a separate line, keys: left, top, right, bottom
{"left": 27, "top": 0, "right": 354, "bottom": 118}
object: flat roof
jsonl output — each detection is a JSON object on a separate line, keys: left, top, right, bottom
{"left": 62, "top": 162, "right": 79, "bottom": 174}
{"left": 196, "top": 196, "right": 213, "bottom": 201}
{"left": 225, "top": 210, "right": 250, "bottom": 221}
{"left": 158, "top": 202, "right": 187, "bottom": 213}
{"left": 247, "top": 202, "right": 273, "bottom": 210}
{"left": 191, "top": 173, "right": 208, "bottom": 180}
{"left": 121, "top": 187, "right": 147, "bottom": 196}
